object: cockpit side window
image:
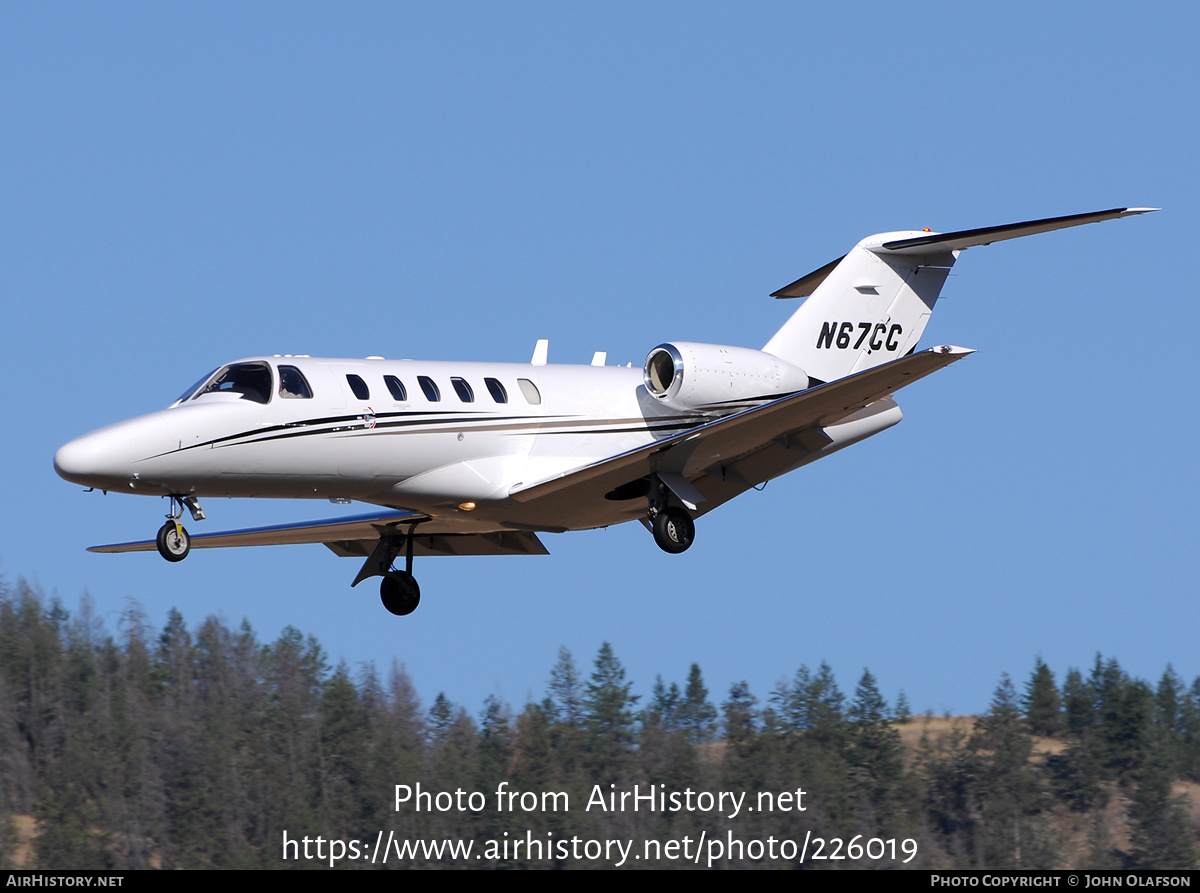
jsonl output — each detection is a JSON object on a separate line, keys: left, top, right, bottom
{"left": 196, "top": 362, "right": 273, "bottom": 404}
{"left": 278, "top": 365, "right": 313, "bottom": 399}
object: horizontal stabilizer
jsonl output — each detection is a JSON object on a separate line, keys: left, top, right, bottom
{"left": 878, "top": 207, "right": 1158, "bottom": 254}
{"left": 771, "top": 208, "right": 1157, "bottom": 296}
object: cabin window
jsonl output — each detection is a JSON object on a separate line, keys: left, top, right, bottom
{"left": 517, "top": 378, "right": 541, "bottom": 405}
{"left": 278, "top": 365, "right": 313, "bottom": 398}
{"left": 384, "top": 375, "right": 407, "bottom": 401}
{"left": 451, "top": 377, "right": 474, "bottom": 403}
{"left": 485, "top": 378, "right": 508, "bottom": 403}
{"left": 418, "top": 376, "right": 441, "bottom": 402}
{"left": 345, "top": 374, "right": 370, "bottom": 400}
{"left": 196, "top": 362, "right": 273, "bottom": 404}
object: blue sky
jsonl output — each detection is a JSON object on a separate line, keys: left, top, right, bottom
{"left": 2, "top": 3, "right": 1196, "bottom": 718}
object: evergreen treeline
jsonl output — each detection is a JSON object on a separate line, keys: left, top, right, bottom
{"left": 0, "top": 580, "right": 1197, "bottom": 869}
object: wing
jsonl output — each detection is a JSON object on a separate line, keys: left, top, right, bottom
{"left": 89, "top": 508, "right": 549, "bottom": 557}
{"left": 508, "top": 345, "right": 973, "bottom": 515}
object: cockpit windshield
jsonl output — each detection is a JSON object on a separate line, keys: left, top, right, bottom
{"left": 174, "top": 368, "right": 218, "bottom": 405}
{"left": 193, "top": 362, "right": 274, "bottom": 404}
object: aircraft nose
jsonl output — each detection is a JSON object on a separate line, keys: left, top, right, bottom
{"left": 54, "top": 433, "right": 110, "bottom": 484}
{"left": 54, "top": 415, "right": 173, "bottom": 489}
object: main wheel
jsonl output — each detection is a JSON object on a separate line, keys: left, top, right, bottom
{"left": 156, "top": 521, "right": 191, "bottom": 562}
{"left": 380, "top": 571, "right": 421, "bottom": 616}
{"left": 652, "top": 507, "right": 695, "bottom": 554}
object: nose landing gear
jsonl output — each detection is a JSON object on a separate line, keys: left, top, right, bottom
{"left": 156, "top": 520, "right": 190, "bottom": 562}
{"left": 156, "top": 495, "right": 202, "bottom": 562}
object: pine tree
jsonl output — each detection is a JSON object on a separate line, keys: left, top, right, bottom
{"left": 387, "top": 661, "right": 425, "bottom": 767}
{"left": 547, "top": 646, "right": 584, "bottom": 728}
{"left": 583, "top": 642, "right": 638, "bottom": 782}
{"left": 1129, "top": 734, "right": 1197, "bottom": 869}
{"left": 427, "top": 692, "right": 455, "bottom": 743}
{"left": 972, "top": 674, "right": 1045, "bottom": 868}
{"left": 807, "top": 662, "right": 847, "bottom": 745}
{"left": 544, "top": 647, "right": 585, "bottom": 777}
{"left": 723, "top": 681, "right": 759, "bottom": 744}
{"left": 1181, "top": 677, "right": 1200, "bottom": 782}
{"left": 677, "top": 664, "right": 717, "bottom": 745}
{"left": 1024, "top": 657, "right": 1061, "bottom": 737}
{"left": 318, "top": 662, "right": 373, "bottom": 837}
{"left": 721, "top": 681, "right": 762, "bottom": 800}
{"left": 1154, "top": 665, "right": 1186, "bottom": 777}
{"left": 476, "top": 694, "right": 514, "bottom": 789}
{"left": 1051, "top": 666, "right": 1105, "bottom": 809}
{"left": 645, "top": 675, "right": 680, "bottom": 731}
{"left": 848, "top": 669, "right": 904, "bottom": 834}
{"left": 1062, "top": 667, "right": 1095, "bottom": 739}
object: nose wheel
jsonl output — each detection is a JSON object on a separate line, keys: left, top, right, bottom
{"left": 156, "top": 520, "right": 191, "bottom": 562}
{"left": 155, "top": 495, "right": 200, "bottom": 562}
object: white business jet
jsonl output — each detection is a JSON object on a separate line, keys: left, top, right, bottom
{"left": 55, "top": 208, "right": 1154, "bottom": 616}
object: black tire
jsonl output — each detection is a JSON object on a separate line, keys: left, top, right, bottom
{"left": 156, "top": 521, "right": 190, "bottom": 562}
{"left": 380, "top": 571, "right": 421, "bottom": 616}
{"left": 652, "top": 507, "right": 695, "bottom": 554}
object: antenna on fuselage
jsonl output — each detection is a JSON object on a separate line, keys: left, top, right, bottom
{"left": 531, "top": 339, "right": 549, "bottom": 365}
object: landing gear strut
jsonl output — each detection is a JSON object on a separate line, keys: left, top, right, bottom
{"left": 354, "top": 523, "right": 424, "bottom": 616}
{"left": 156, "top": 496, "right": 193, "bottom": 562}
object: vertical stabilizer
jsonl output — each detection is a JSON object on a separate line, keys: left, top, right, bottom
{"left": 762, "top": 208, "right": 1157, "bottom": 383}
{"left": 763, "top": 234, "right": 954, "bottom": 383}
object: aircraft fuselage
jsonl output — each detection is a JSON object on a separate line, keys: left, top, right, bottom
{"left": 55, "top": 356, "right": 727, "bottom": 533}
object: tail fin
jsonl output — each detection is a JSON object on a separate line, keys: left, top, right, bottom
{"left": 762, "top": 208, "right": 1156, "bottom": 383}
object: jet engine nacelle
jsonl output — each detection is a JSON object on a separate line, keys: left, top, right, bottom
{"left": 643, "top": 342, "right": 810, "bottom": 411}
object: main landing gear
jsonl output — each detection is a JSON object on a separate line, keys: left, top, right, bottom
{"left": 645, "top": 476, "right": 696, "bottom": 554}
{"left": 155, "top": 495, "right": 205, "bottom": 562}
{"left": 353, "top": 524, "right": 422, "bottom": 617}
{"left": 380, "top": 571, "right": 420, "bottom": 616}
{"left": 652, "top": 507, "right": 695, "bottom": 554}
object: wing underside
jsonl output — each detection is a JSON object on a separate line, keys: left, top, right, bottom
{"left": 89, "top": 509, "right": 549, "bottom": 557}
{"left": 507, "top": 345, "right": 974, "bottom": 517}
